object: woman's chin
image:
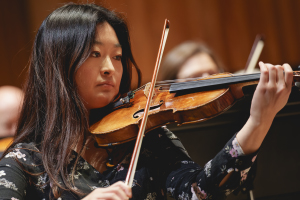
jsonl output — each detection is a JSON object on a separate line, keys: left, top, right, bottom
{"left": 94, "top": 98, "right": 115, "bottom": 109}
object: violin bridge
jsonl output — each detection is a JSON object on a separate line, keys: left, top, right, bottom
{"left": 144, "top": 82, "right": 156, "bottom": 98}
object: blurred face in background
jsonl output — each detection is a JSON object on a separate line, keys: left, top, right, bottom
{"left": 0, "top": 86, "right": 23, "bottom": 138}
{"left": 176, "top": 52, "right": 219, "bottom": 79}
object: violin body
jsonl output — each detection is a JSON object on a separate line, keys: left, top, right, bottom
{"left": 90, "top": 73, "right": 272, "bottom": 146}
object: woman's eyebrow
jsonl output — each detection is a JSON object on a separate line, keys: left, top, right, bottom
{"left": 93, "top": 40, "right": 122, "bottom": 48}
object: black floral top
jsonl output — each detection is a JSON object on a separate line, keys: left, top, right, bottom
{"left": 0, "top": 127, "right": 257, "bottom": 200}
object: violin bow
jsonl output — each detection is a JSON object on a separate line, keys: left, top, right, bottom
{"left": 125, "top": 19, "right": 170, "bottom": 187}
{"left": 244, "top": 34, "right": 265, "bottom": 73}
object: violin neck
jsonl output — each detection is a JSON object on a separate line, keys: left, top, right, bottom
{"left": 169, "top": 71, "right": 300, "bottom": 94}
{"left": 169, "top": 73, "right": 261, "bottom": 93}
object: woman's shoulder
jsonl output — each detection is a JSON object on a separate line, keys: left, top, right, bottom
{"left": 0, "top": 142, "right": 43, "bottom": 172}
{"left": 0, "top": 143, "right": 50, "bottom": 199}
{"left": 8, "top": 142, "right": 40, "bottom": 151}
{"left": 5, "top": 142, "right": 41, "bottom": 157}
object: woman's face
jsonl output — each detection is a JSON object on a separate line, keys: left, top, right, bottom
{"left": 176, "top": 52, "right": 219, "bottom": 79}
{"left": 75, "top": 22, "right": 123, "bottom": 111}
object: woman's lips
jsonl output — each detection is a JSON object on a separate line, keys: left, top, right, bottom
{"left": 97, "top": 81, "right": 114, "bottom": 88}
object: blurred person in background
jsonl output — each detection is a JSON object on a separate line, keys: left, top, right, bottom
{"left": 159, "top": 41, "right": 224, "bottom": 81}
{"left": 0, "top": 86, "right": 24, "bottom": 153}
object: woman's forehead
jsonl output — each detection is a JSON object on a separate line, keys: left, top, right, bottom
{"left": 93, "top": 22, "right": 121, "bottom": 47}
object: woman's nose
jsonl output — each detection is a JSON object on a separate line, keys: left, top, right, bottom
{"left": 101, "top": 57, "right": 115, "bottom": 76}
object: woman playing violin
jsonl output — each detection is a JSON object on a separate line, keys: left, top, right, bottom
{"left": 0, "top": 3, "right": 293, "bottom": 200}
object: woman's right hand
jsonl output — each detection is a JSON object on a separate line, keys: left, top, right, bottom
{"left": 82, "top": 181, "right": 132, "bottom": 200}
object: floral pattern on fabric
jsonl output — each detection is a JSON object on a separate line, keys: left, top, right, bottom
{"left": 5, "top": 149, "right": 26, "bottom": 161}
{"left": 0, "top": 178, "right": 18, "bottom": 191}
{"left": 0, "top": 128, "right": 257, "bottom": 200}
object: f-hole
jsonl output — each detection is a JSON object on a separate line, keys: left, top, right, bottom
{"left": 133, "top": 100, "right": 164, "bottom": 118}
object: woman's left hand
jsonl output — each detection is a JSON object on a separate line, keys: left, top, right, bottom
{"left": 249, "top": 62, "right": 293, "bottom": 124}
{"left": 236, "top": 62, "right": 293, "bottom": 154}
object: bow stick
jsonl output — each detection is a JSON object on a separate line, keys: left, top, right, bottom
{"left": 125, "top": 19, "right": 170, "bottom": 187}
{"left": 244, "top": 34, "right": 265, "bottom": 73}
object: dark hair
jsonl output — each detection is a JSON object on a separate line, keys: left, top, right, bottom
{"left": 3, "top": 3, "right": 141, "bottom": 198}
{"left": 159, "top": 41, "right": 223, "bottom": 80}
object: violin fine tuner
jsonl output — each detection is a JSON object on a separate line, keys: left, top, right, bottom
{"left": 112, "top": 91, "right": 134, "bottom": 109}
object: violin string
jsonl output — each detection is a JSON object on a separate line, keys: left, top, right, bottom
{"left": 132, "top": 77, "right": 203, "bottom": 92}
{"left": 132, "top": 77, "right": 214, "bottom": 93}
{"left": 132, "top": 73, "right": 262, "bottom": 93}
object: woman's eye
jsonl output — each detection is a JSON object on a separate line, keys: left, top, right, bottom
{"left": 91, "top": 52, "right": 101, "bottom": 57}
{"left": 114, "top": 55, "right": 122, "bottom": 61}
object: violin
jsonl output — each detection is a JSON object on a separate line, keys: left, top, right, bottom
{"left": 89, "top": 71, "right": 300, "bottom": 147}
